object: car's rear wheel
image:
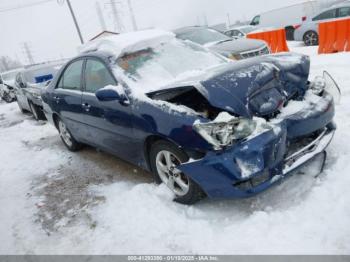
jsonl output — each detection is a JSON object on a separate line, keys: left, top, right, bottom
{"left": 57, "top": 117, "right": 82, "bottom": 151}
{"left": 149, "top": 140, "right": 205, "bottom": 205}
{"left": 303, "top": 31, "right": 318, "bottom": 46}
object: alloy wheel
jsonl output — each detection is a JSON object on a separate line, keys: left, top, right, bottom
{"left": 58, "top": 120, "right": 73, "bottom": 147}
{"left": 305, "top": 32, "right": 318, "bottom": 46}
{"left": 155, "top": 150, "right": 190, "bottom": 196}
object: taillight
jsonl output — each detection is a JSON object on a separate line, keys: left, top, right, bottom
{"left": 294, "top": 24, "right": 301, "bottom": 30}
{"left": 302, "top": 16, "right": 307, "bottom": 21}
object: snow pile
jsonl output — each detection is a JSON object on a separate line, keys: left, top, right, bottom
{"left": 79, "top": 29, "right": 175, "bottom": 58}
{"left": 278, "top": 90, "right": 330, "bottom": 118}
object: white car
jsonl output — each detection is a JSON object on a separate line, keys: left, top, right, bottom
{"left": 250, "top": 0, "right": 340, "bottom": 40}
{"left": 294, "top": 3, "right": 350, "bottom": 46}
{"left": 0, "top": 68, "right": 23, "bottom": 103}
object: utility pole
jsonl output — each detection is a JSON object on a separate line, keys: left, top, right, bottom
{"left": 127, "top": 0, "right": 138, "bottom": 31}
{"left": 59, "top": 0, "right": 84, "bottom": 44}
{"left": 21, "top": 42, "right": 35, "bottom": 65}
{"left": 226, "top": 13, "right": 231, "bottom": 29}
{"left": 96, "top": 1, "right": 107, "bottom": 31}
{"left": 110, "top": 0, "right": 124, "bottom": 33}
{"left": 203, "top": 13, "right": 208, "bottom": 26}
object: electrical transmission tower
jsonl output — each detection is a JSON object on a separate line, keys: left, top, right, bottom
{"left": 21, "top": 42, "right": 35, "bottom": 65}
{"left": 109, "top": 0, "right": 124, "bottom": 33}
{"left": 96, "top": 1, "right": 107, "bottom": 31}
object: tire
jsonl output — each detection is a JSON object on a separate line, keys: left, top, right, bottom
{"left": 56, "top": 117, "right": 82, "bottom": 152}
{"left": 303, "top": 31, "right": 318, "bottom": 46}
{"left": 29, "top": 102, "right": 46, "bottom": 121}
{"left": 285, "top": 26, "right": 295, "bottom": 41}
{"left": 149, "top": 140, "right": 206, "bottom": 205}
{"left": 3, "top": 93, "right": 14, "bottom": 103}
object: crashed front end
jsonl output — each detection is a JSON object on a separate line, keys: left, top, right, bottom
{"left": 173, "top": 53, "right": 338, "bottom": 199}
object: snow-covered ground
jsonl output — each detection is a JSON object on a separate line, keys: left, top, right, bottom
{"left": 1, "top": 44, "right": 350, "bottom": 255}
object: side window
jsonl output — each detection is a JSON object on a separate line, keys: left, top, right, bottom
{"left": 251, "top": 15, "right": 260, "bottom": 26}
{"left": 84, "top": 59, "right": 116, "bottom": 93}
{"left": 224, "top": 30, "right": 233, "bottom": 37}
{"left": 338, "top": 7, "right": 350, "bottom": 17}
{"left": 312, "top": 9, "right": 337, "bottom": 21}
{"left": 58, "top": 60, "right": 83, "bottom": 90}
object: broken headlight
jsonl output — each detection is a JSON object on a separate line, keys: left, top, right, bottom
{"left": 193, "top": 117, "right": 256, "bottom": 150}
{"left": 310, "top": 71, "right": 341, "bottom": 104}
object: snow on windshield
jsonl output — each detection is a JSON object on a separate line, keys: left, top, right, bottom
{"left": 115, "top": 39, "right": 227, "bottom": 93}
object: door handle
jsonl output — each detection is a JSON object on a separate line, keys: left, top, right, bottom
{"left": 82, "top": 103, "right": 91, "bottom": 112}
{"left": 53, "top": 96, "right": 61, "bottom": 103}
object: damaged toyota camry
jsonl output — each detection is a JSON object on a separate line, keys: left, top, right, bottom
{"left": 41, "top": 29, "right": 340, "bottom": 205}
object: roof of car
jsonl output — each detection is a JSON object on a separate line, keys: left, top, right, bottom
{"left": 173, "top": 26, "right": 221, "bottom": 35}
{"left": 79, "top": 29, "right": 175, "bottom": 58}
{"left": 225, "top": 25, "right": 254, "bottom": 31}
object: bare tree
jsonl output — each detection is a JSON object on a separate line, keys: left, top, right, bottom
{"left": 0, "top": 56, "right": 22, "bottom": 72}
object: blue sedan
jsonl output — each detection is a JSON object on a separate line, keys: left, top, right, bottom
{"left": 42, "top": 30, "right": 338, "bottom": 204}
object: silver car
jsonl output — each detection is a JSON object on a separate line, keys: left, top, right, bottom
{"left": 224, "top": 25, "right": 256, "bottom": 39}
{"left": 294, "top": 3, "right": 350, "bottom": 46}
{"left": 174, "top": 26, "right": 270, "bottom": 60}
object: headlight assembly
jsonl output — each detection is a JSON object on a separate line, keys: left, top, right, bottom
{"left": 193, "top": 114, "right": 257, "bottom": 150}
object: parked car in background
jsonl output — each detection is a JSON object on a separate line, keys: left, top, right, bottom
{"left": 42, "top": 30, "right": 338, "bottom": 204}
{"left": 294, "top": 3, "right": 350, "bottom": 45}
{"left": 174, "top": 26, "right": 270, "bottom": 60}
{"left": 15, "top": 62, "right": 63, "bottom": 120}
{"left": 250, "top": 0, "right": 339, "bottom": 40}
{"left": 224, "top": 25, "right": 256, "bottom": 39}
{"left": 0, "top": 68, "right": 23, "bottom": 103}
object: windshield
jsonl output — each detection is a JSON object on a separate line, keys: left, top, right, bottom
{"left": 177, "top": 28, "right": 231, "bottom": 45}
{"left": 116, "top": 39, "right": 227, "bottom": 92}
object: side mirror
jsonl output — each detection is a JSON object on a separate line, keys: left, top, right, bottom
{"left": 95, "top": 86, "right": 128, "bottom": 103}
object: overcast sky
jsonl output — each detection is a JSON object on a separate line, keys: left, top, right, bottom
{"left": 0, "top": 0, "right": 303, "bottom": 64}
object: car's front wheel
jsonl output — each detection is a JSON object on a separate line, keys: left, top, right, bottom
{"left": 149, "top": 140, "right": 205, "bottom": 205}
{"left": 303, "top": 31, "right": 318, "bottom": 46}
{"left": 57, "top": 117, "right": 82, "bottom": 151}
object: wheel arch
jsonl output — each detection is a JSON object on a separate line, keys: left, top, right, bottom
{"left": 143, "top": 135, "right": 206, "bottom": 171}
{"left": 143, "top": 135, "right": 181, "bottom": 171}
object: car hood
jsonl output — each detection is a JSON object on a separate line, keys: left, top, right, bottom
{"left": 27, "top": 82, "right": 46, "bottom": 96}
{"left": 207, "top": 38, "right": 267, "bottom": 56}
{"left": 3, "top": 79, "right": 16, "bottom": 88}
{"left": 151, "top": 53, "right": 310, "bottom": 118}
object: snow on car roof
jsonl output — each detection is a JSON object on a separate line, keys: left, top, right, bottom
{"left": 79, "top": 29, "right": 175, "bottom": 58}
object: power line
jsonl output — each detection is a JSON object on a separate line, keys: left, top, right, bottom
{"left": 0, "top": 0, "right": 55, "bottom": 13}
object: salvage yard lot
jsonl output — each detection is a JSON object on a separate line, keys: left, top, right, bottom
{"left": 1, "top": 44, "right": 350, "bottom": 254}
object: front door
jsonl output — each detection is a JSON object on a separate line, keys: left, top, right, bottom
{"left": 81, "top": 58, "right": 136, "bottom": 159}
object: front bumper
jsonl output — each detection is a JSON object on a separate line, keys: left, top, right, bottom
{"left": 179, "top": 91, "right": 336, "bottom": 199}
{"left": 179, "top": 123, "right": 335, "bottom": 199}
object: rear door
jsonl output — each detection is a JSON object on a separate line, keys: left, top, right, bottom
{"left": 51, "top": 59, "right": 86, "bottom": 141}
{"left": 81, "top": 58, "right": 136, "bottom": 159}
